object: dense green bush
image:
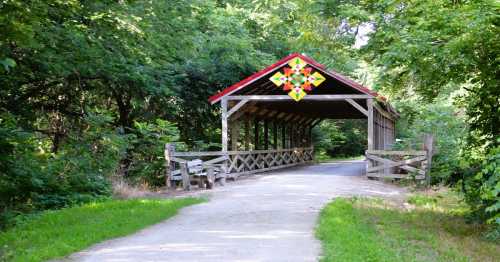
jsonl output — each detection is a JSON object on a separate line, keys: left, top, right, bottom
{"left": 461, "top": 144, "right": 500, "bottom": 231}
{"left": 126, "top": 119, "right": 179, "bottom": 187}
{"left": 393, "top": 98, "right": 467, "bottom": 184}
{"left": 0, "top": 113, "right": 127, "bottom": 227}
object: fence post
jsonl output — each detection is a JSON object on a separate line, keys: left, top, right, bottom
{"left": 164, "top": 143, "right": 175, "bottom": 188}
{"left": 206, "top": 166, "right": 215, "bottom": 189}
{"left": 423, "top": 134, "right": 434, "bottom": 186}
{"left": 180, "top": 162, "right": 190, "bottom": 191}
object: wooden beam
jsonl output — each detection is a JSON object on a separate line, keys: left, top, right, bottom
{"left": 226, "top": 94, "right": 372, "bottom": 101}
{"left": 275, "top": 112, "right": 287, "bottom": 120}
{"left": 227, "top": 99, "right": 249, "bottom": 118}
{"left": 366, "top": 150, "right": 426, "bottom": 156}
{"left": 244, "top": 115, "right": 250, "bottom": 151}
{"left": 273, "top": 121, "right": 278, "bottom": 149}
{"left": 264, "top": 119, "right": 269, "bottom": 150}
{"left": 230, "top": 103, "right": 257, "bottom": 121}
{"left": 221, "top": 98, "right": 228, "bottom": 152}
{"left": 424, "top": 134, "right": 434, "bottom": 186}
{"left": 311, "top": 118, "right": 323, "bottom": 128}
{"left": 283, "top": 114, "right": 295, "bottom": 122}
{"left": 254, "top": 118, "right": 260, "bottom": 150}
{"left": 345, "top": 98, "right": 368, "bottom": 116}
{"left": 230, "top": 120, "right": 240, "bottom": 151}
{"left": 367, "top": 98, "right": 374, "bottom": 151}
{"left": 257, "top": 108, "right": 269, "bottom": 116}
{"left": 281, "top": 123, "right": 286, "bottom": 149}
{"left": 373, "top": 103, "right": 395, "bottom": 121}
{"left": 164, "top": 143, "right": 175, "bottom": 188}
{"left": 366, "top": 155, "right": 427, "bottom": 173}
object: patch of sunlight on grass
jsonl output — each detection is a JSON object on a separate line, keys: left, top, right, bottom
{"left": 316, "top": 194, "right": 499, "bottom": 262}
{"left": 314, "top": 152, "right": 365, "bottom": 163}
{"left": 0, "top": 197, "right": 204, "bottom": 262}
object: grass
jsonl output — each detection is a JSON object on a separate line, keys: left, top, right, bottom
{"left": 316, "top": 192, "right": 499, "bottom": 262}
{"left": 314, "top": 151, "right": 365, "bottom": 163}
{"left": 0, "top": 197, "right": 204, "bottom": 262}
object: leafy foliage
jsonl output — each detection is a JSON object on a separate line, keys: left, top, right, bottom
{"left": 0, "top": 0, "right": 498, "bottom": 230}
{"left": 393, "top": 97, "right": 467, "bottom": 184}
{"left": 462, "top": 144, "right": 500, "bottom": 230}
{"left": 314, "top": 0, "right": 499, "bottom": 226}
{"left": 0, "top": 112, "right": 127, "bottom": 226}
{"left": 314, "top": 120, "right": 367, "bottom": 158}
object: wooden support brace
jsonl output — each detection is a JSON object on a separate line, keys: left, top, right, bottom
{"left": 227, "top": 99, "right": 249, "bottom": 118}
{"left": 345, "top": 98, "right": 368, "bottom": 116}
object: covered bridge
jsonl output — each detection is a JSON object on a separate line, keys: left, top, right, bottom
{"left": 165, "top": 54, "right": 432, "bottom": 189}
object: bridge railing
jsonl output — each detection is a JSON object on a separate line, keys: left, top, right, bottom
{"left": 365, "top": 134, "right": 434, "bottom": 183}
{"left": 164, "top": 145, "right": 314, "bottom": 189}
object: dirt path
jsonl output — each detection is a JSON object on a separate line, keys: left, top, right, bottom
{"left": 69, "top": 161, "right": 407, "bottom": 262}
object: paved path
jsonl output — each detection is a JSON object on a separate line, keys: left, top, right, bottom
{"left": 70, "top": 161, "right": 406, "bottom": 262}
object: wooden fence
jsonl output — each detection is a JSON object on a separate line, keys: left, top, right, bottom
{"left": 164, "top": 145, "right": 314, "bottom": 189}
{"left": 365, "top": 134, "right": 434, "bottom": 182}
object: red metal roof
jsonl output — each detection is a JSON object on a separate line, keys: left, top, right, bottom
{"left": 208, "top": 53, "right": 385, "bottom": 104}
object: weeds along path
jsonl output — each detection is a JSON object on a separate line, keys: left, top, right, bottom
{"left": 69, "top": 160, "right": 407, "bottom": 262}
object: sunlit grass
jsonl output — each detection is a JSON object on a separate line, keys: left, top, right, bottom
{"left": 0, "top": 197, "right": 204, "bottom": 262}
{"left": 317, "top": 194, "right": 498, "bottom": 262}
{"left": 314, "top": 151, "right": 364, "bottom": 163}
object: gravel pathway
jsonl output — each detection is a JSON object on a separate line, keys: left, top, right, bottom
{"left": 69, "top": 160, "right": 406, "bottom": 262}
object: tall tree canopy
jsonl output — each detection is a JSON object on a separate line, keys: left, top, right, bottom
{"left": 0, "top": 0, "right": 498, "bottom": 229}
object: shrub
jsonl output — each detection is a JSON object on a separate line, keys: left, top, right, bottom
{"left": 126, "top": 119, "right": 179, "bottom": 187}
{"left": 0, "top": 113, "right": 127, "bottom": 227}
{"left": 314, "top": 119, "right": 367, "bottom": 157}
{"left": 461, "top": 144, "right": 500, "bottom": 232}
{"left": 393, "top": 98, "right": 467, "bottom": 184}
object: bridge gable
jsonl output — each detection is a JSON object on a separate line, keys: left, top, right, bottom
{"left": 208, "top": 53, "right": 383, "bottom": 104}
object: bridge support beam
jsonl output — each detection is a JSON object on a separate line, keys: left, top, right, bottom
{"left": 367, "top": 98, "right": 374, "bottom": 151}
{"left": 221, "top": 98, "right": 228, "bottom": 152}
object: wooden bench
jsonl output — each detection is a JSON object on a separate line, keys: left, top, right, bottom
{"left": 170, "top": 159, "right": 225, "bottom": 190}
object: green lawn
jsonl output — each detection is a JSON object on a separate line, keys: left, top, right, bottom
{"left": 316, "top": 194, "right": 499, "bottom": 262}
{"left": 314, "top": 151, "right": 365, "bottom": 163}
{"left": 0, "top": 197, "right": 204, "bottom": 262}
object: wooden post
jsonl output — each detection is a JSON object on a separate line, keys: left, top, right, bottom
{"left": 367, "top": 98, "right": 374, "bottom": 173}
{"left": 309, "top": 126, "right": 313, "bottom": 147}
{"left": 297, "top": 126, "right": 302, "bottom": 147}
{"left": 180, "top": 162, "right": 190, "bottom": 191}
{"left": 164, "top": 143, "right": 175, "bottom": 188}
{"left": 231, "top": 120, "right": 240, "bottom": 151}
{"left": 302, "top": 126, "right": 307, "bottom": 147}
{"left": 264, "top": 119, "right": 269, "bottom": 150}
{"left": 378, "top": 112, "right": 385, "bottom": 150}
{"left": 273, "top": 121, "right": 278, "bottom": 149}
{"left": 367, "top": 98, "right": 374, "bottom": 150}
{"left": 254, "top": 118, "right": 260, "bottom": 150}
{"left": 244, "top": 116, "right": 250, "bottom": 151}
{"left": 424, "top": 134, "right": 434, "bottom": 186}
{"left": 221, "top": 98, "right": 228, "bottom": 152}
{"left": 281, "top": 123, "right": 286, "bottom": 149}
{"left": 385, "top": 118, "right": 388, "bottom": 149}
{"left": 206, "top": 166, "right": 215, "bottom": 189}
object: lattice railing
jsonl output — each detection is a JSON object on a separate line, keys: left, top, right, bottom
{"left": 225, "top": 148, "right": 314, "bottom": 177}
{"left": 165, "top": 146, "right": 314, "bottom": 188}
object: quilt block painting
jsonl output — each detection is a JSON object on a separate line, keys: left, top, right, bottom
{"left": 269, "top": 57, "right": 326, "bottom": 101}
